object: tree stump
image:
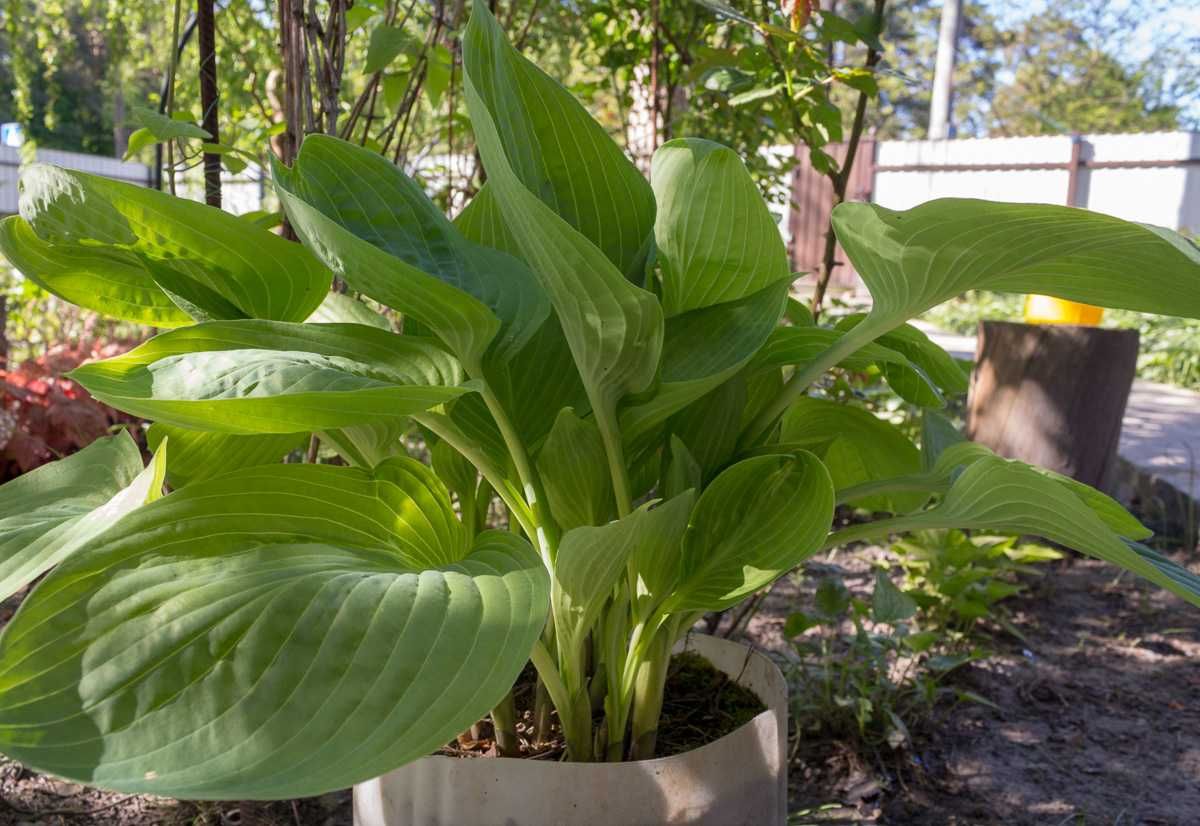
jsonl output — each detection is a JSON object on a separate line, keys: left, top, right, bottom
{"left": 966, "top": 321, "right": 1140, "bottom": 493}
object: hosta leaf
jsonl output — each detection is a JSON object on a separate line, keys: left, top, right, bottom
{"left": 0, "top": 461, "right": 548, "bottom": 799}
{"left": 629, "top": 490, "right": 696, "bottom": 616}
{"left": 668, "top": 373, "right": 747, "bottom": 483}
{"left": 462, "top": 0, "right": 654, "bottom": 278}
{"left": 456, "top": 188, "right": 590, "bottom": 446}
{"left": 866, "top": 456, "right": 1195, "bottom": 607}
{"left": 930, "top": 444, "right": 1150, "bottom": 540}
{"left": 620, "top": 279, "right": 788, "bottom": 446}
{"left": 666, "top": 452, "right": 834, "bottom": 612}
{"left": 0, "top": 216, "right": 192, "bottom": 327}
{"left": 306, "top": 291, "right": 391, "bottom": 330}
{"left": 663, "top": 435, "right": 702, "bottom": 500}
{"left": 920, "top": 410, "right": 965, "bottom": 472}
{"left": 557, "top": 493, "right": 696, "bottom": 647}
{"left": 536, "top": 408, "right": 613, "bottom": 532}
{"left": 70, "top": 321, "right": 468, "bottom": 434}
{"left": 839, "top": 438, "right": 1151, "bottom": 540}
{"left": 280, "top": 136, "right": 547, "bottom": 362}
{"left": 497, "top": 315, "right": 589, "bottom": 448}
{"left": 651, "top": 138, "right": 790, "bottom": 317}
{"left": 146, "top": 424, "right": 307, "bottom": 488}
{"left": 16, "top": 164, "right": 327, "bottom": 322}
{"left": 751, "top": 326, "right": 899, "bottom": 373}
{"left": 463, "top": 2, "right": 663, "bottom": 424}
{"left": 553, "top": 507, "right": 648, "bottom": 651}
{"left": 0, "top": 431, "right": 164, "bottom": 602}
{"left": 273, "top": 162, "right": 500, "bottom": 373}
{"left": 781, "top": 397, "right": 923, "bottom": 513}
{"left": 836, "top": 314, "right": 968, "bottom": 397}
{"left": 322, "top": 421, "right": 411, "bottom": 469}
{"left": 751, "top": 325, "right": 952, "bottom": 408}
{"left": 832, "top": 199, "right": 1200, "bottom": 335}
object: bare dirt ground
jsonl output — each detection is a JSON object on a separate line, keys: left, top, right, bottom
{"left": 0, "top": 546, "right": 1196, "bottom": 825}
{"left": 735, "top": 550, "right": 1200, "bottom": 826}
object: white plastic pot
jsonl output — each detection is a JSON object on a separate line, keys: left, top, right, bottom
{"left": 353, "top": 633, "right": 788, "bottom": 826}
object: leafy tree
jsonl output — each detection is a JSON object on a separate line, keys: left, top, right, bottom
{"left": 865, "top": 0, "right": 1002, "bottom": 138}
{"left": 987, "top": 10, "right": 1182, "bottom": 135}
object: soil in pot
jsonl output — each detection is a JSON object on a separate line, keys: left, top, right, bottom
{"left": 436, "top": 649, "right": 767, "bottom": 761}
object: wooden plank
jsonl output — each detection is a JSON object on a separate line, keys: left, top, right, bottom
{"left": 788, "top": 139, "right": 874, "bottom": 291}
{"left": 966, "top": 321, "right": 1140, "bottom": 493}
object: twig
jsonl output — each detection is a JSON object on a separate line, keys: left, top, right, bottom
{"left": 810, "top": 0, "right": 886, "bottom": 320}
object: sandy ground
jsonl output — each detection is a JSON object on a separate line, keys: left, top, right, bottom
{"left": 735, "top": 549, "right": 1200, "bottom": 826}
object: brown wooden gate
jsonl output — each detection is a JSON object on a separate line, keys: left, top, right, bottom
{"left": 788, "top": 139, "right": 876, "bottom": 292}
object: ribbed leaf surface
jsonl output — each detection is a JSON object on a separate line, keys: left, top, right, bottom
{"left": 0, "top": 462, "right": 548, "bottom": 799}
{"left": 70, "top": 321, "right": 467, "bottom": 434}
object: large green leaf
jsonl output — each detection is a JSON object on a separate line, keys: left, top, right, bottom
{"left": 70, "top": 321, "right": 468, "bottom": 434}
{"left": 15, "top": 164, "right": 328, "bottom": 322}
{"left": 832, "top": 199, "right": 1200, "bottom": 334}
{"left": 668, "top": 373, "right": 747, "bottom": 483}
{"left": 651, "top": 138, "right": 790, "bottom": 317}
{"left": 840, "top": 438, "right": 1151, "bottom": 540}
{"left": 620, "top": 279, "right": 788, "bottom": 447}
{"left": 0, "top": 461, "right": 549, "bottom": 799}
{"left": 665, "top": 452, "right": 834, "bottom": 612}
{"left": 455, "top": 185, "right": 589, "bottom": 450}
{"left": 280, "top": 136, "right": 548, "bottom": 362}
{"left": 843, "top": 456, "right": 1197, "bottom": 608}
{"left": 0, "top": 432, "right": 164, "bottom": 601}
{"left": 781, "top": 397, "right": 923, "bottom": 513}
{"left": 463, "top": 2, "right": 663, "bottom": 427}
{"left": 461, "top": 0, "right": 654, "bottom": 278}
{"left": 0, "top": 216, "right": 192, "bottom": 327}
{"left": 273, "top": 161, "right": 500, "bottom": 373}
{"left": 146, "top": 424, "right": 307, "bottom": 488}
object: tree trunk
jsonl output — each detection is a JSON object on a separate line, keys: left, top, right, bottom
{"left": 966, "top": 320, "right": 1139, "bottom": 493}
{"left": 198, "top": 0, "right": 221, "bottom": 207}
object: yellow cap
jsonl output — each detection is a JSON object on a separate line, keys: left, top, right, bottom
{"left": 1023, "top": 295, "right": 1104, "bottom": 326}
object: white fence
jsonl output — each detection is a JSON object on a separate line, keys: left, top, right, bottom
{"left": 871, "top": 131, "right": 1200, "bottom": 234}
{"left": 1, "top": 146, "right": 268, "bottom": 217}
{"left": 0, "top": 146, "right": 152, "bottom": 215}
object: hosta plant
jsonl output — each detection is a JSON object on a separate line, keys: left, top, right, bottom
{"left": 0, "top": 0, "right": 1198, "bottom": 800}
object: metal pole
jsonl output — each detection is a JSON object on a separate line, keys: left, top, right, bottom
{"left": 1065, "top": 134, "right": 1085, "bottom": 207}
{"left": 928, "top": 0, "right": 961, "bottom": 140}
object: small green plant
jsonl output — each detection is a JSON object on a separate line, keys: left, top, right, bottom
{"left": 893, "top": 529, "right": 1062, "bottom": 636}
{"left": 0, "top": 0, "right": 1197, "bottom": 803}
{"left": 787, "top": 572, "right": 981, "bottom": 754}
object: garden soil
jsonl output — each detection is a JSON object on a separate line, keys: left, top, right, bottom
{"left": 739, "top": 548, "right": 1200, "bottom": 826}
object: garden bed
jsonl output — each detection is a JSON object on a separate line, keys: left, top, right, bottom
{"left": 737, "top": 548, "right": 1200, "bottom": 825}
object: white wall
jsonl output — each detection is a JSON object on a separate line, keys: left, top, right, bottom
{"left": 871, "top": 131, "right": 1200, "bottom": 234}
